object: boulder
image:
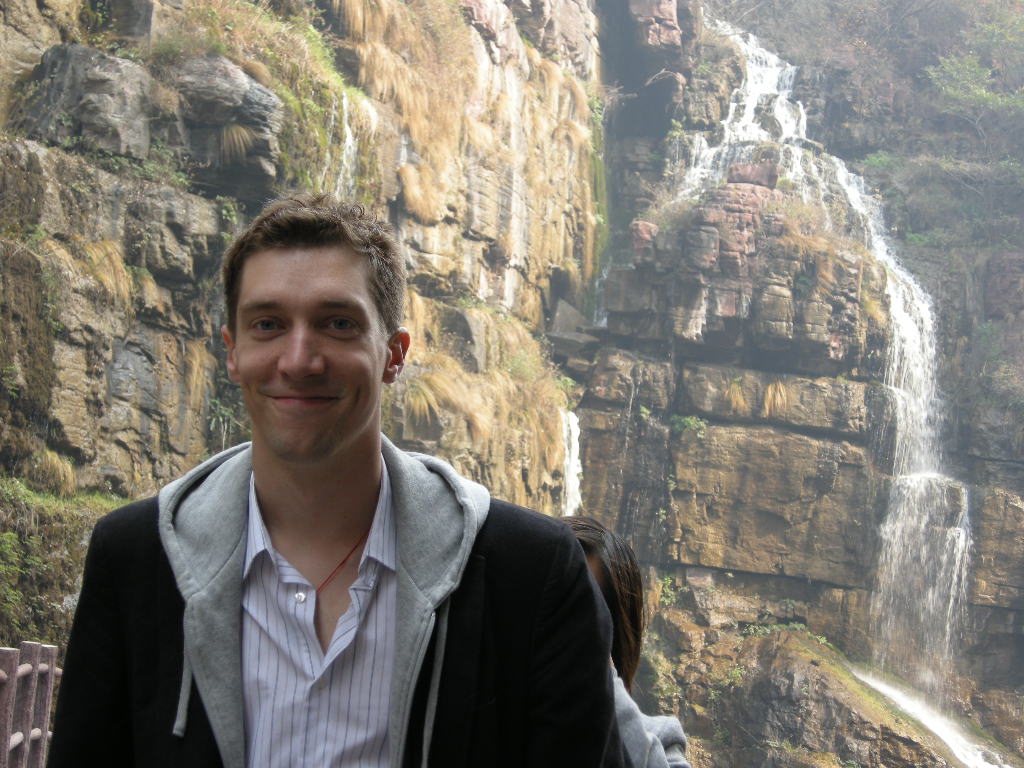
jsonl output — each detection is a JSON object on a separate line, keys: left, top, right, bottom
{"left": 14, "top": 44, "right": 154, "bottom": 159}
{"left": 667, "top": 424, "right": 881, "bottom": 587}
{"left": 506, "top": 0, "right": 599, "bottom": 78}
{"left": 727, "top": 161, "right": 780, "bottom": 189}
{"left": 550, "top": 298, "right": 589, "bottom": 334}
{"left": 547, "top": 330, "right": 600, "bottom": 361}
{"left": 628, "top": 0, "right": 683, "bottom": 50}
{"left": 630, "top": 219, "right": 659, "bottom": 264}
{"left": 172, "top": 56, "right": 283, "bottom": 203}
{"left": 104, "top": 0, "right": 186, "bottom": 37}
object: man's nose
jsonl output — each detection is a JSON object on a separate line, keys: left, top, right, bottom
{"left": 277, "top": 326, "right": 326, "bottom": 377}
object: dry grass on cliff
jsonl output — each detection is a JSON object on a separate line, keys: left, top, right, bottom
{"left": 185, "top": 341, "right": 212, "bottom": 412}
{"left": 337, "top": 0, "right": 473, "bottom": 169}
{"left": 23, "top": 450, "right": 76, "bottom": 498}
{"left": 553, "top": 118, "right": 592, "bottom": 155}
{"left": 81, "top": 240, "right": 133, "bottom": 310}
{"left": 329, "top": 0, "right": 401, "bottom": 43}
{"left": 404, "top": 352, "right": 491, "bottom": 442}
{"left": 176, "top": 0, "right": 345, "bottom": 96}
{"left": 522, "top": 64, "right": 598, "bottom": 280}
{"left": 761, "top": 379, "right": 791, "bottom": 420}
{"left": 461, "top": 115, "right": 499, "bottom": 155}
{"left": 726, "top": 376, "right": 748, "bottom": 414}
{"left": 765, "top": 197, "right": 863, "bottom": 300}
{"left": 155, "top": 0, "right": 375, "bottom": 192}
{"left": 219, "top": 124, "right": 256, "bottom": 166}
{"left": 494, "top": 324, "right": 568, "bottom": 470}
{"left": 397, "top": 164, "right": 443, "bottom": 225}
{"left": 401, "top": 291, "right": 567, "bottom": 479}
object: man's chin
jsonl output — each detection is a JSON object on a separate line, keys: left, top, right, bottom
{"left": 262, "top": 436, "right": 338, "bottom": 466}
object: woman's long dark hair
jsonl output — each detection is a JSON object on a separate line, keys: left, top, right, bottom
{"left": 565, "top": 516, "right": 645, "bottom": 691}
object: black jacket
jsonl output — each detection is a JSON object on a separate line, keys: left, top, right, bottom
{"left": 49, "top": 496, "right": 626, "bottom": 767}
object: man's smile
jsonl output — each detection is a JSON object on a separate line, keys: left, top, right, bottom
{"left": 265, "top": 392, "right": 342, "bottom": 408}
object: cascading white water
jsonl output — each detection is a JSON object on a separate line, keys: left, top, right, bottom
{"left": 833, "top": 163, "right": 973, "bottom": 698}
{"left": 318, "top": 91, "right": 363, "bottom": 200}
{"left": 337, "top": 92, "right": 360, "bottom": 199}
{"left": 561, "top": 409, "right": 583, "bottom": 517}
{"left": 680, "top": 21, "right": 808, "bottom": 196}
{"left": 676, "top": 13, "right": 991, "bottom": 757}
{"left": 852, "top": 670, "right": 1010, "bottom": 768}
{"left": 679, "top": 21, "right": 839, "bottom": 216}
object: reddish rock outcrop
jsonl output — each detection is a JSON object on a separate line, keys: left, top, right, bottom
{"left": 629, "top": 0, "right": 684, "bottom": 50}
{"left": 727, "top": 161, "right": 780, "bottom": 189}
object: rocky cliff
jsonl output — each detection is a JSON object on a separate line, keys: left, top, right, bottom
{"left": 1, "top": 0, "right": 1022, "bottom": 765}
{"left": 579, "top": 0, "right": 1024, "bottom": 764}
{"left": 0, "top": 0, "right": 601, "bottom": 642}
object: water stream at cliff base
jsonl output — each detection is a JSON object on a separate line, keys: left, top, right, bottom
{"left": 561, "top": 409, "right": 583, "bottom": 516}
{"left": 852, "top": 670, "right": 1010, "bottom": 768}
{"left": 674, "top": 16, "right": 1000, "bottom": 763}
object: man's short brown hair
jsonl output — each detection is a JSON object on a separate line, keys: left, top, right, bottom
{"left": 222, "top": 192, "right": 406, "bottom": 334}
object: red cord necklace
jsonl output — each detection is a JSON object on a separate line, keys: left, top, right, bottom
{"left": 315, "top": 526, "right": 372, "bottom": 594}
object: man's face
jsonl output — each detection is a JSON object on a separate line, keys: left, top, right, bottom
{"left": 222, "top": 246, "right": 408, "bottom": 466}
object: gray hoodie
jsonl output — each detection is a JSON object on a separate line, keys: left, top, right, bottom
{"left": 614, "top": 674, "right": 691, "bottom": 768}
{"left": 155, "top": 436, "right": 491, "bottom": 768}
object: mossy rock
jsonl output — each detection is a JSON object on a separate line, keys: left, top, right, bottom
{"left": 0, "top": 478, "right": 121, "bottom": 655}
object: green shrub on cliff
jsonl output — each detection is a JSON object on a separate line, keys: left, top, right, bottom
{"left": 0, "top": 478, "right": 121, "bottom": 650}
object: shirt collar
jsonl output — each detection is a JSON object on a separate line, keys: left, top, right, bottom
{"left": 243, "top": 475, "right": 271, "bottom": 580}
{"left": 242, "top": 457, "right": 397, "bottom": 580}
{"left": 362, "top": 459, "right": 396, "bottom": 573}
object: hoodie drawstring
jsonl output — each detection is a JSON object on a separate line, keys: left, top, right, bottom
{"left": 173, "top": 651, "right": 192, "bottom": 737}
{"left": 419, "top": 601, "right": 450, "bottom": 766}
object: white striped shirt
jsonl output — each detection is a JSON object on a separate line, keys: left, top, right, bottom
{"left": 241, "top": 465, "right": 397, "bottom": 767}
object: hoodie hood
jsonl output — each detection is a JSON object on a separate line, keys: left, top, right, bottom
{"left": 380, "top": 436, "right": 490, "bottom": 767}
{"left": 158, "top": 443, "right": 253, "bottom": 768}
{"left": 155, "top": 437, "right": 491, "bottom": 768}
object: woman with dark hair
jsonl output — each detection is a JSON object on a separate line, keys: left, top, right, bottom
{"left": 566, "top": 516, "right": 691, "bottom": 768}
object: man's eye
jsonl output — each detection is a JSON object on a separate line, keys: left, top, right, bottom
{"left": 328, "top": 318, "right": 356, "bottom": 331}
{"left": 252, "top": 319, "right": 279, "bottom": 332}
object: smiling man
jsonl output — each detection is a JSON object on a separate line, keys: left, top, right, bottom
{"left": 49, "top": 193, "right": 625, "bottom": 768}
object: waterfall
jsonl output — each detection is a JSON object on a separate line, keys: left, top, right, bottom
{"left": 833, "top": 164, "right": 973, "bottom": 700}
{"left": 337, "top": 92, "right": 359, "bottom": 200}
{"left": 680, "top": 20, "right": 806, "bottom": 197}
{"left": 561, "top": 409, "right": 583, "bottom": 516}
{"left": 318, "top": 91, "right": 361, "bottom": 201}
{"left": 678, "top": 21, "right": 835, "bottom": 212}
{"left": 332, "top": 91, "right": 359, "bottom": 200}
{"left": 680, "top": 9, "right": 977, "bottom": 721}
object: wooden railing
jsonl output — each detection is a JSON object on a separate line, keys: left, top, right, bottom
{"left": 0, "top": 643, "right": 59, "bottom": 768}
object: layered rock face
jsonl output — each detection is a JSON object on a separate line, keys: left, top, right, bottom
{"left": 0, "top": 140, "right": 225, "bottom": 494}
{"left": 0, "top": 0, "right": 602, "bottom": 510}
{"left": 578, "top": 0, "right": 1024, "bottom": 763}
{"left": 0, "top": 0, "right": 601, "bottom": 651}
{"left": 573, "top": 173, "right": 889, "bottom": 655}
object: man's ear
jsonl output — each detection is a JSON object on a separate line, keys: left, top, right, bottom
{"left": 383, "top": 328, "right": 411, "bottom": 384}
{"left": 221, "top": 325, "right": 240, "bottom": 383}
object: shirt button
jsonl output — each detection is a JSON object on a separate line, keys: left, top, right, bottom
{"left": 295, "top": 591, "right": 307, "bottom": 603}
